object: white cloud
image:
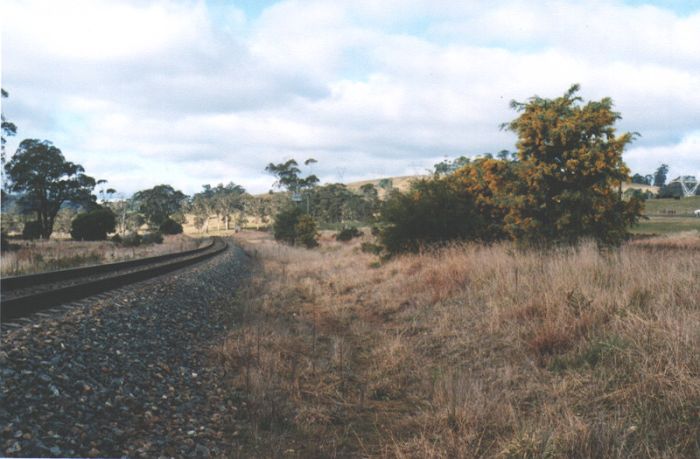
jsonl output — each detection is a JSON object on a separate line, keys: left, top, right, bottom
{"left": 1, "top": 0, "right": 699, "bottom": 195}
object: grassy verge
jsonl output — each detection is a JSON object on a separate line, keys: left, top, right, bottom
{"left": 216, "top": 231, "right": 700, "bottom": 457}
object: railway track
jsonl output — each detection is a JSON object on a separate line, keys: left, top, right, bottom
{"left": 0, "top": 237, "right": 228, "bottom": 322}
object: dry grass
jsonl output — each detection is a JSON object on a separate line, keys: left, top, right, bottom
{"left": 1, "top": 235, "right": 202, "bottom": 276}
{"left": 216, "top": 231, "right": 700, "bottom": 458}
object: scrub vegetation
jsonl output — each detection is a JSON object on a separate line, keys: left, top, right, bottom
{"left": 217, "top": 230, "right": 699, "bottom": 457}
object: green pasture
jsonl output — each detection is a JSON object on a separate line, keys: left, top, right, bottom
{"left": 630, "top": 216, "right": 700, "bottom": 235}
{"left": 642, "top": 196, "right": 700, "bottom": 216}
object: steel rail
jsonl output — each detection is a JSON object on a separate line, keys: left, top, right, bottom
{"left": 1, "top": 238, "right": 216, "bottom": 292}
{"left": 1, "top": 237, "right": 228, "bottom": 322}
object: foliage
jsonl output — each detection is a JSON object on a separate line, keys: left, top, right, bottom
{"left": 4, "top": 139, "right": 97, "bottom": 239}
{"left": 189, "top": 183, "right": 247, "bottom": 231}
{"left": 1, "top": 88, "right": 17, "bottom": 175}
{"left": 653, "top": 164, "right": 669, "bottom": 187}
{"left": 503, "top": 84, "right": 642, "bottom": 246}
{"left": 159, "top": 217, "right": 183, "bottom": 235}
{"left": 53, "top": 207, "right": 79, "bottom": 234}
{"left": 295, "top": 214, "right": 319, "bottom": 248}
{"left": 141, "top": 231, "right": 164, "bottom": 245}
{"left": 265, "top": 158, "right": 319, "bottom": 194}
{"left": 379, "top": 176, "right": 485, "bottom": 254}
{"left": 273, "top": 206, "right": 304, "bottom": 245}
{"left": 70, "top": 208, "right": 117, "bottom": 241}
{"left": 120, "top": 232, "right": 142, "bottom": 247}
{"left": 335, "top": 226, "right": 363, "bottom": 241}
{"left": 272, "top": 206, "right": 318, "bottom": 248}
{"left": 631, "top": 173, "right": 653, "bottom": 185}
{"left": 22, "top": 220, "right": 42, "bottom": 240}
{"left": 132, "top": 184, "right": 187, "bottom": 228}
{"left": 433, "top": 155, "right": 471, "bottom": 176}
{"left": 377, "top": 86, "right": 643, "bottom": 252}
{"left": 451, "top": 157, "right": 523, "bottom": 240}
{"left": 308, "top": 183, "right": 376, "bottom": 224}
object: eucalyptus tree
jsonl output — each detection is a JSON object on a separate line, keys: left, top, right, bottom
{"left": 4, "top": 139, "right": 97, "bottom": 239}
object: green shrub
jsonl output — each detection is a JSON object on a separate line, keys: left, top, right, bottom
{"left": 273, "top": 206, "right": 318, "bottom": 248}
{"left": 22, "top": 221, "right": 43, "bottom": 240}
{"left": 379, "top": 177, "right": 484, "bottom": 254}
{"left": 141, "top": 231, "right": 164, "bottom": 244}
{"left": 70, "top": 208, "right": 116, "bottom": 241}
{"left": 121, "top": 232, "right": 142, "bottom": 247}
{"left": 295, "top": 214, "right": 318, "bottom": 248}
{"left": 273, "top": 206, "right": 303, "bottom": 245}
{"left": 335, "top": 226, "right": 363, "bottom": 241}
{"left": 111, "top": 234, "right": 122, "bottom": 243}
{"left": 159, "top": 218, "right": 183, "bottom": 235}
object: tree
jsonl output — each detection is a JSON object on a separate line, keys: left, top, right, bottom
{"left": 212, "top": 182, "right": 246, "bottom": 230}
{"left": 632, "top": 174, "right": 652, "bottom": 185}
{"left": 503, "top": 85, "right": 642, "bottom": 245}
{"left": 4, "top": 139, "right": 97, "bottom": 239}
{"left": 70, "top": 207, "right": 116, "bottom": 241}
{"left": 653, "top": 164, "right": 669, "bottom": 187}
{"left": 189, "top": 185, "right": 216, "bottom": 233}
{"left": 132, "top": 184, "right": 186, "bottom": 228}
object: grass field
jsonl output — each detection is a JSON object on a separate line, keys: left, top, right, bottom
{"left": 643, "top": 196, "right": 700, "bottom": 216}
{"left": 631, "top": 216, "right": 700, "bottom": 234}
{"left": 219, "top": 231, "right": 700, "bottom": 457}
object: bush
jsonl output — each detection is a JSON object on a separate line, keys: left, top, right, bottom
{"left": 121, "top": 232, "right": 142, "bottom": 247}
{"left": 159, "top": 218, "right": 183, "bottom": 235}
{"left": 295, "top": 214, "right": 318, "bottom": 248}
{"left": 273, "top": 206, "right": 318, "bottom": 248}
{"left": 70, "top": 208, "right": 117, "bottom": 241}
{"left": 141, "top": 231, "right": 164, "bottom": 245}
{"left": 335, "top": 226, "right": 363, "bottom": 242}
{"left": 273, "top": 207, "right": 303, "bottom": 245}
{"left": 111, "top": 234, "right": 122, "bottom": 243}
{"left": 379, "top": 177, "right": 484, "bottom": 254}
{"left": 22, "top": 221, "right": 43, "bottom": 240}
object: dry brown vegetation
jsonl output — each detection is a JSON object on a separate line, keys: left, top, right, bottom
{"left": 216, "top": 231, "right": 699, "bottom": 458}
{"left": 1, "top": 235, "right": 202, "bottom": 276}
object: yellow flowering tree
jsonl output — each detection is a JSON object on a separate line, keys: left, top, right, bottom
{"left": 503, "top": 85, "right": 642, "bottom": 245}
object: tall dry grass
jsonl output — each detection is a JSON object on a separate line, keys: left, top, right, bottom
{"left": 1, "top": 235, "right": 202, "bottom": 276}
{"left": 217, "top": 231, "right": 700, "bottom": 457}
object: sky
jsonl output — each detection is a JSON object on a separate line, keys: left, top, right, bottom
{"left": 1, "top": 0, "right": 699, "bottom": 195}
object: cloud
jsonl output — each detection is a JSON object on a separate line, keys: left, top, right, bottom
{"left": 2, "top": 0, "right": 699, "bottom": 195}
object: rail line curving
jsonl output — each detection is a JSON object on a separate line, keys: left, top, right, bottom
{"left": 1, "top": 237, "right": 228, "bottom": 321}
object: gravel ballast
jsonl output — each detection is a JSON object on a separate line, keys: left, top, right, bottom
{"left": 1, "top": 240, "right": 249, "bottom": 457}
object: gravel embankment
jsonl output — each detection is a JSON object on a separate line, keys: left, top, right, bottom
{"left": 1, "top": 240, "right": 249, "bottom": 457}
